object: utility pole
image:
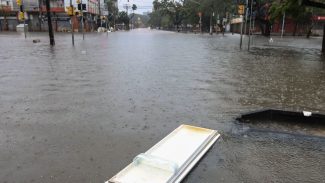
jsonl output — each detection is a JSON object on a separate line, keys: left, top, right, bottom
{"left": 81, "top": 0, "right": 84, "bottom": 40}
{"left": 98, "top": 0, "right": 101, "bottom": 28}
{"left": 0, "top": 0, "right": 2, "bottom": 31}
{"left": 17, "top": 0, "right": 26, "bottom": 38}
{"left": 126, "top": 0, "right": 129, "bottom": 15}
{"left": 45, "top": 0, "right": 55, "bottom": 45}
{"left": 38, "top": 0, "right": 42, "bottom": 31}
{"left": 132, "top": 10, "right": 134, "bottom": 29}
{"left": 106, "top": 16, "right": 108, "bottom": 35}
{"left": 248, "top": 0, "right": 253, "bottom": 51}
{"left": 209, "top": 12, "right": 213, "bottom": 35}
{"left": 22, "top": 0, "right": 26, "bottom": 38}
{"left": 70, "top": 0, "right": 74, "bottom": 45}
{"left": 24, "top": 12, "right": 26, "bottom": 38}
{"left": 244, "top": 0, "right": 248, "bottom": 35}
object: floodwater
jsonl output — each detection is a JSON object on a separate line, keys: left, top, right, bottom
{"left": 0, "top": 29, "right": 324, "bottom": 183}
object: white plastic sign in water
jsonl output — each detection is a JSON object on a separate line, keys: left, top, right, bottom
{"left": 107, "top": 124, "right": 220, "bottom": 183}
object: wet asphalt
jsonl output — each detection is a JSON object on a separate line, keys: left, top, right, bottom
{"left": 0, "top": 29, "right": 325, "bottom": 183}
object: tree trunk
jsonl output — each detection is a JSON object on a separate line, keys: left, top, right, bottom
{"left": 306, "top": 24, "right": 313, "bottom": 38}
{"left": 306, "top": 27, "right": 312, "bottom": 38}
{"left": 259, "top": 23, "right": 265, "bottom": 36}
{"left": 209, "top": 14, "right": 212, "bottom": 35}
{"left": 322, "top": 24, "right": 325, "bottom": 54}
{"left": 4, "top": 15, "right": 8, "bottom": 31}
{"left": 293, "top": 22, "right": 298, "bottom": 36}
{"left": 264, "top": 21, "right": 271, "bottom": 37}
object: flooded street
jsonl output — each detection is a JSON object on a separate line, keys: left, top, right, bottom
{"left": 0, "top": 29, "right": 325, "bottom": 182}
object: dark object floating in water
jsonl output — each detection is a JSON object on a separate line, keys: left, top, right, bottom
{"left": 237, "top": 109, "right": 325, "bottom": 124}
{"left": 236, "top": 109, "right": 325, "bottom": 136}
{"left": 33, "top": 39, "right": 41, "bottom": 43}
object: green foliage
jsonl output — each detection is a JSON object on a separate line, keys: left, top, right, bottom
{"left": 132, "top": 4, "right": 137, "bottom": 11}
{"left": 149, "top": 0, "right": 233, "bottom": 30}
{"left": 106, "top": 0, "right": 118, "bottom": 27}
{"left": 117, "top": 11, "right": 130, "bottom": 29}
{"left": 269, "top": 0, "right": 312, "bottom": 24}
{"left": 106, "top": 0, "right": 118, "bottom": 16}
{"left": 130, "top": 14, "right": 150, "bottom": 27}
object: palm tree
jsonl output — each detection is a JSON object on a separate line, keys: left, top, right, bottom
{"left": 131, "top": 4, "right": 137, "bottom": 28}
{"left": 132, "top": 4, "right": 137, "bottom": 12}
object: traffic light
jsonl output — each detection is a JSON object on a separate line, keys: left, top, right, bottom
{"left": 16, "top": 0, "right": 22, "bottom": 6}
{"left": 238, "top": 5, "right": 245, "bottom": 15}
{"left": 78, "top": 3, "right": 86, "bottom": 11}
{"left": 66, "top": 6, "right": 74, "bottom": 16}
{"left": 18, "top": 11, "right": 24, "bottom": 20}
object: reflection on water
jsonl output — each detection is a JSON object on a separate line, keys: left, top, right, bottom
{"left": 0, "top": 30, "right": 324, "bottom": 182}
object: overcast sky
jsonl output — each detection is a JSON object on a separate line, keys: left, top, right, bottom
{"left": 118, "top": 0, "right": 153, "bottom": 14}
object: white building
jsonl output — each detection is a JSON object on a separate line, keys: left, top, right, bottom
{"left": 63, "top": 0, "right": 100, "bottom": 14}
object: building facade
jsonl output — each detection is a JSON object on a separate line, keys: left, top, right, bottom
{"left": 0, "top": 0, "right": 101, "bottom": 32}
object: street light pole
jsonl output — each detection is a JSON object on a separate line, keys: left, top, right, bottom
{"left": 45, "top": 0, "right": 55, "bottom": 45}
{"left": 244, "top": 0, "right": 248, "bottom": 35}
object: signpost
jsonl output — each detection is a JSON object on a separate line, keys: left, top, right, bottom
{"left": 65, "top": 3, "right": 76, "bottom": 45}
{"left": 238, "top": 4, "right": 245, "bottom": 49}
{"left": 16, "top": 0, "right": 26, "bottom": 38}
{"left": 238, "top": 4, "right": 245, "bottom": 15}
{"left": 77, "top": 0, "right": 86, "bottom": 40}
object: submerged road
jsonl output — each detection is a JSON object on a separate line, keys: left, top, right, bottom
{"left": 0, "top": 29, "right": 324, "bottom": 182}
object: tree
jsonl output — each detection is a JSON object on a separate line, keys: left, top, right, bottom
{"left": 149, "top": 0, "right": 233, "bottom": 31}
{"left": 117, "top": 11, "right": 130, "bottom": 30}
{"left": 149, "top": 0, "right": 175, "bottom": 29}
{"left": 269, "top": 0, "right": 313, "bottom": 36}
{"left": 130, "top": 4, "right": 137, "bottom": 28}
{"left": 132, "top": 4, "right": 137, "bottom": 11}
{"left": 0, "top": 4, "right": 10, "bottom": 31}
{"left": 106, "top": 0, "right": 119, "bottom": 28}
{"left": 255, "top": 2, "right": 272, "bottom": 37}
